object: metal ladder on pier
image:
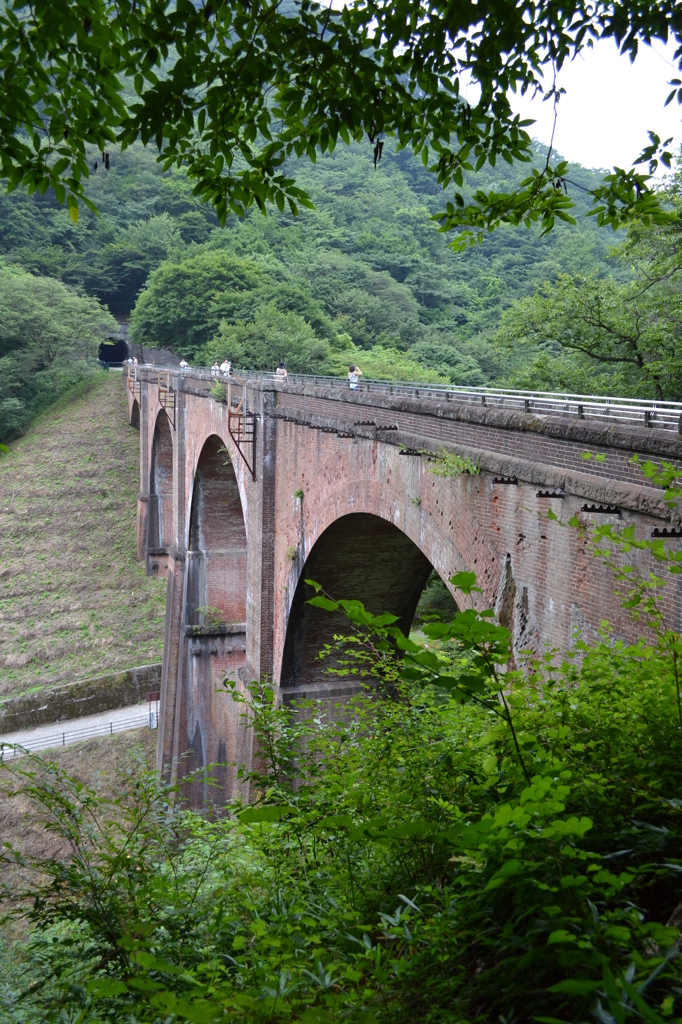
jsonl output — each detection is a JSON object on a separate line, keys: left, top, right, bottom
{"left": 227, "top": 379, "right": 256, "bottom": 480}
{"left": 157, "top": 371, "right": 176, "bottom": 428}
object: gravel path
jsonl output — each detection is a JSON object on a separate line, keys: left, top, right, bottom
{"left": 0, "top": 702, "right": 158, "bottom": 758}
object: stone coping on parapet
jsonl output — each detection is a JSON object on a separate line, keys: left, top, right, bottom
{"left": 269, "top": 382, "right": 682, "bottom": 461}
{"left": 270, "top": 405, "right": 674, "bottom": 521}
{"left": 391, "top": 428, "right": 676, "bottom": 522}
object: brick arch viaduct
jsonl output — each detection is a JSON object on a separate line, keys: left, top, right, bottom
{"left": 126, "top": 367, "right": 682, "bottom": 804}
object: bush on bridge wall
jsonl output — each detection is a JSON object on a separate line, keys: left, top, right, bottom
{"left": 3, "top": 520, "right": 682, "bottom": 1022}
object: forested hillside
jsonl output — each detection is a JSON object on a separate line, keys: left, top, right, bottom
{"left": 0, "top": 142, "right": 628, "bottom": 404}
{"left": 3, "top": 136, "right": 681, "bottom": 439}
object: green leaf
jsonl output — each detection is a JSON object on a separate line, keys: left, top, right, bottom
{"left": 87, "top": 978, "right": 128, "bottom": 997}
{"left": 448, "top": 673, "right": 487, "bottom": 695}
{"left": 300, "top": 1009, "right": 335, "bottom": 1023}
{"left": 67, "top": 197, "right": 79, "bottom": 225}
{"left": 306, "top": 595, "right": 339, "bottom": 612}
{"left": 374, "top": 820, "right": 434, "bottom": 839}
{"left": 127, "top": 976, "right": 165, "bottom": 991}
{"left": 603, "top": 925, "right": 631, "bottom": 943}
{"left": 547, "top": 979, "right": 601, "bottom": 995}
{"left": 238, "top": 805, "right": 296, "bottom": 823}
{"left": 485, "top": 858, "right": 522, "bottom": 890}
{"left": 449, "top": 571, "right": 481, "bottom": 595}
{"left": 318, "top": 814, "right": 354, "bottom": 828}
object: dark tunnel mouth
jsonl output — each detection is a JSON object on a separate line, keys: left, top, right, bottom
{"left": 98, "top": 338, "right": 130, "bottom": 365}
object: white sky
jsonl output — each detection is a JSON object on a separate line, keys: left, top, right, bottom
{"left": 508, "top": 38, "right": 682, "bottom": 173}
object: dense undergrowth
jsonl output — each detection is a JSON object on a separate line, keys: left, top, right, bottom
{"left": 3, "top": 495, "right": 682, "bottom": 1023}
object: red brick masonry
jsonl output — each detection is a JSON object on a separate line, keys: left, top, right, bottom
{"left": 126, "top": 370, "right": 682, "bottom": 804}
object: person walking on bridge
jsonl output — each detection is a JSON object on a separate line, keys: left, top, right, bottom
{"left": 179, "top": 358, "right": 189, "bottom": 370}
{"left": 211, "top": 361, "right": 220, "bottom": 376}
{"left": 220, "top": 359, "right": 232, "bottom": 376}
{"left": 276, "top": 361, "right": 288, "bottom": 381}
{"left": 348, "top": 364, "right": 362, "bottom": 390}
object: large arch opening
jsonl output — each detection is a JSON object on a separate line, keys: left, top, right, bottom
{"left": 182, "top": 435, "right": 248, "bottom": 805}
{"left": 147, "top": 410, "right": 173, "bottom": 577}
{"left": 281, "top": 513, "right": 453, "bottom": 692}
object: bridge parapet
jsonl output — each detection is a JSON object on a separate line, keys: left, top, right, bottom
{"left": 133, "top": 364, "right": 682, "bottom": 433}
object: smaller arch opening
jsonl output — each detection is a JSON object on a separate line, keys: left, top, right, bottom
{"left": 412, "top": 569, "right": 459, "bottom": 631}
{"left": 186, "top": 435, "right": 247, "bottom": 629}
{"left": 148, "top": 410, "right": 173, "bottom": 556}
{"left": 130, "top": 399, "right": 140, "bottom": 430}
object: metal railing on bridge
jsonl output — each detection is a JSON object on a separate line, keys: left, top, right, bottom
{"left": 131, "top": 365, "right": 682, "bottom": 434}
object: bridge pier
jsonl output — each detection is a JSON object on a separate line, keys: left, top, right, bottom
{"left": 136, "top": 494, "right": 149, "bottom": 564}
{"left": 157, "top": 548, "right": 185, "bottom": 784}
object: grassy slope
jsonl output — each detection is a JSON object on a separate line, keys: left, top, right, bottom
{"left": 0, "top": 372, "right": 167, "bottom": 699}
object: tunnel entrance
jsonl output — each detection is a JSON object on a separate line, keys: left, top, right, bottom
{"left": 98, "top": 337, "right": 130, "bottom": 366}
{"left": 280, "top": 513, "right": 440, "bottom": 691}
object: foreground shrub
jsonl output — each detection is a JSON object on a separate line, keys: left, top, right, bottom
{"left": 3, "top": 556, "right": 682, "bottom": 1021}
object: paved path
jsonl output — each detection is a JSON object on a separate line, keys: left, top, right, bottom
{"left": 0, "top": 702, "right": 157, "bottom": 759}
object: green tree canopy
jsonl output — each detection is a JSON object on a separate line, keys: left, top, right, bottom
{"left": 200, "top": 303, "right": 332, "bottom": 374}
{"left": 79, "top": 213, "right": 184, "bottom": 316}
{"left": 497, "top": 181, "right": 682, "bottom": 399}
{"left": 129, "top": 250, "right": 266, "bottom": 357}
{"left": 0, "top": 0, "right": 677, "bottom": 242}
{"left": 0, "top": 264, "right": 116, "bottom": 366}
{"left": 0, "top": 138, "right": 641, "bottom": 390}
{"left": 0, "top": 262, "right": 116, "bottom": 437}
